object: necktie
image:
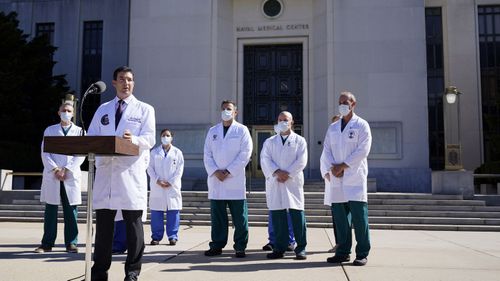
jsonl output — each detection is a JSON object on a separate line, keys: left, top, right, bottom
{"left": 115, "top": 100, "right": 124, "bottom": 129}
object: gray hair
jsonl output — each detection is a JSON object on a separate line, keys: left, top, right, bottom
{"left": 279, "top": 111, "right": 293, "bottom": 121}
{"left": 340, "top": 91, "right": 357, "bottom": 103}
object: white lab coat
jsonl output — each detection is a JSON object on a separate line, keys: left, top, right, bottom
{"left": 320, "top": 113, "right": 372, "bottom": 204}
{"left": 40, "top": 123, "right": 85, "bottom": 205}
{"left": 203, "top": 121, "right": 253, "bottom": 200}
{"left": 147, "top": 145, "right": 184, "bottom": 211}
{"left": 87, "top": 95, "right": 156, "bottom": 210}
{"left": 260, "top": 132, "right": 308, "bottom": 210}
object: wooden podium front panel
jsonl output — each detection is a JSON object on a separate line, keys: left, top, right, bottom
{"left": 43, "top": 136, "right": 139, "bottom": 156}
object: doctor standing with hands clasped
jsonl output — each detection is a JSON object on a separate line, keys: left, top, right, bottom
{"left": 203, "top": 100, "right": 253, "bottom": 258}
{"left": 321, "top": 91, "right": 372, "bottom": 267}
{"left": 260, "top": 111, "right": 308, "bottom": 260}
{"left": 87, "top": 66, "right": 156, "bottom": 281}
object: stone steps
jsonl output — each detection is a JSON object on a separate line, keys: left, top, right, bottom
{"left": 2, "top": 189, "right": 500, "bottom": 231}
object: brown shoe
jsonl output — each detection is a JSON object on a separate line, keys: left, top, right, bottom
{"left": 34, "top": 246, "right": 52, "bottom": 253}
{"left": 66, "top": 244, "right": 78, "bottom": 253}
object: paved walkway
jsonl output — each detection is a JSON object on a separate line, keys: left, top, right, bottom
{"left": 0, "top": 222, "right": 499, "bottom": 281}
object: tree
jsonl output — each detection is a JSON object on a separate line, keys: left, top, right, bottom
{"left": 0, "top": 11, "right": 70, "bottom": 172}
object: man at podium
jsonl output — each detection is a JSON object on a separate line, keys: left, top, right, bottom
{"left": 87, "top": 66, "right": 156, "bottom": 281}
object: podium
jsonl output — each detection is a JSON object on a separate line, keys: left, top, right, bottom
{"left": 43, "top": 136, "right": 139, "bottom": 281}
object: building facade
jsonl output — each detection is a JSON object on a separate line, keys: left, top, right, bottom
{"left": 1, "top": 0, "right": 498, "bottom": 193}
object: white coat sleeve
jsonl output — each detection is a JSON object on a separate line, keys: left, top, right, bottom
{"left": 285, "top": 138, "right": 308, "bottom": 178}
{"left": 146, "top": 150, "right": 159, "bottom": 182}
{"left": 40, "top": 128, "right": 58, "bottom": 171}
{"left": 343, "top": 121, "right": 372, "bottom": 167}
{"left": 203, "top": 131, "right": 219, "bottom": 176}
{"left": 167, "top": 149, "right": 184, "bottom": 190}
{"left": 260, "top": 139, "right": 279, "bottom": 179}
{"left": 226, "top": 127, "right": 253, "bottom": 175}
{"left": 320, "top": 129, "right": 335, "bottom": 178}
{"left": 86, "top": 107, "right": 101, "bottom": 136}
{"left": 64, "top": 155, "right": 85, "bottom": 174}
{"left": 131, "top": 106, "right": 156, "bottom": 150}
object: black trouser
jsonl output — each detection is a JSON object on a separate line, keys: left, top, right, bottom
{"left": 91, "top": 209, "right": 145, "bottom": 281}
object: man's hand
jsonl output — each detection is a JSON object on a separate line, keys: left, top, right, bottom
{"left": 214, "top": 170, "right": 230, "bottom": 182}
{"left": 123, "top": 129, "right": 132, "bottom": 141}
{"left": 156, "top": 179, "right": 171, "bottom": 188}
{"left": 330, "top": 163, "right": 348, "bottom": 178}
{"left": 274, "top": 169, "right": 290, "bottom": 183}
{"left": 54, "top": 168, "right": 66, "bottom": 181}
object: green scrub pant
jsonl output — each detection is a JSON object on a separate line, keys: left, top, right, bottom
{"left": 41, "top": 182, "right": 78, "bottom": 247}
{"left": 209, "top": 199, "right": 248, "bottom": 251}
{"left": 271, "top": 209, "right": 307, "bottom": 253}
{"left": 331, "top": 201, "right": 370, "bottom": 259}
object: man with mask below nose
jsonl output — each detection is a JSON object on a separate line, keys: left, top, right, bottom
{"left": 203, "top": 100, "right": 253, "bottom": 258}
{"left": 320, "top": 91, "right": 372, "bottom": 266}
{"left": 261, "top": 111, "right": 308, "bottom": 260}
{"left": 35, "top": 102, "right": 85, "bottom": 254}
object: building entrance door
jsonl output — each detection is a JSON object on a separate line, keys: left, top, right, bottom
{"left": 243, "top": 44, "right": 303, "bottom": 177}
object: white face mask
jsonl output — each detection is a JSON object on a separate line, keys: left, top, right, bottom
{"left": 221, "top": 109, "right": 233, "bottom": 122}
{"left": 277, "top": 121, "right": 289, "bottom": 133}
{"left": 273, "top": 124, "right": 281, "bottom": 134}
{"left": 339, "top": 104, "right": 351, "bottom": 116}
{"left": 161, "top": 136, "right": 172, "bottom": 145}
{"left": 60, "top": 112, "right": 73, "bottom": 122}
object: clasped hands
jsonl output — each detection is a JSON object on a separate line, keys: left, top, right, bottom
{"left": 53, "top": 168, "right": 66, "bottom": 181}
{"left": 214, "top": 169, "right": 230, "bottom": 182}
{"left": 273, "top": 169, "right": 290, "bottom": 183}
{"left": 157, "top": 179, "right": 171, "bottom": 188}
{"left": 324, "top": 163, "right": 348, "bottom": 182}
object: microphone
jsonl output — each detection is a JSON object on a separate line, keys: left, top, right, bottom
{"left": 87, "top": 81, "right": 106, "bottom": 95}
{"left": 80, "top": 81, "right": 107, "bottom": 135}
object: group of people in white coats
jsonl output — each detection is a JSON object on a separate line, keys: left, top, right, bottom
{"left": 36, "top": 64, "right": 372, "bottom": 280}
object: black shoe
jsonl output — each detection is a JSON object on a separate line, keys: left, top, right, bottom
{"left": 150, "top": 240, "right": 160, "bottom": 246}
{"left": 34, "top": 245, "right": 52, "bottom": 253}
{"left": 327, "top": 254, "right": 350, "bottom": 263}
{"left": 353, "top": 257, "right": 368, "bottom": 266}
{"left": 112, "top": 249, "right": 126, "bottom": 255}
{"left": 204, "top": 248, "right": 222, "bottom": 256}
{"left": 235, "top": 251, "right": 246, "bottom": 258}
{"left": 124, "top": 272, "right": 138, "bottom": 281}
{"left": 262, "top": 243, "right": 273, "bottom": 251}
{"left": 286, "top": 243, "right": 295, "bottom": 252}
{"left": 295, "top": 250, "right": 307, "bottom": 260}
{"left": 169, "top": 239, "right": 177, "bottom": 246}
{"left": 66, "top": 244, "right": 78, "bottom": 253}
{"left": 266, "top": 251, "right": 284, "bottom": 259}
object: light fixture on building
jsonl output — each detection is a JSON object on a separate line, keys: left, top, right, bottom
{"left": 443, "top": 86, "right": 463, "bottom": 170}
{"left": 445, "top": 86, "right": 460, "bottom": 104}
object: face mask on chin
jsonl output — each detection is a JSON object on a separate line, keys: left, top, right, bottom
{"left": 338, "top": 104, "right": 351, "bottom": 117}
{"left": 221, "top": 109, "right": 233, "bottom": 122}
{"left": 161, "top": 136, "right": 172, "bottom": 145}
{"left": 60, "top": 112, "right": 73, "bottom": 122}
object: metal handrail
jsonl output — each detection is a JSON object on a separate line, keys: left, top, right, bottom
{"left": 1, "top": 171, "right": 42, "bottom": 191}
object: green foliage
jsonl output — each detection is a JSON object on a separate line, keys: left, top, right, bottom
{"left": 0, "top": 11, "right": 70, "bottom": 171}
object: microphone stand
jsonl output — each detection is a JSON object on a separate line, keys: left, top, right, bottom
{"left": 79, "top": 84, "right": 96, "bottom": 281}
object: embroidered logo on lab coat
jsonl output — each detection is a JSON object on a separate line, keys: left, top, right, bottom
{"left": 127, "top": 116, "right": 142, "bottom": 123}
{"left": 212, "top": 134, "right": 218, "bottom": 141}
{"left": 101, "top": 114, "right": 109, "bottom": 125}
{"left": 348, "top": 130, "right": 356, "bottom": 139}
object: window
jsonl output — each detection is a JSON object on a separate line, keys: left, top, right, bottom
{"left": 35, "top": 22, "right": 55, "bottom": 45}
{"left": 478, "top": 6, "right": 500, "bottom": 163}
{"left": 425, "top": 7, "right": 445, "bottom": 170}
{"left": 81, "top": 21, "right": 103, "bottom": 130}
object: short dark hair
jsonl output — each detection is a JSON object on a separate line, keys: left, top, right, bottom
{"left": 221, "top": 100, "right": 237, "bottom": 110}
{"left": 113, "top": 66, "right": 134, "bottom": 80}
{"left": 160, "top": 128, "right": 173, "bottom": 136}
